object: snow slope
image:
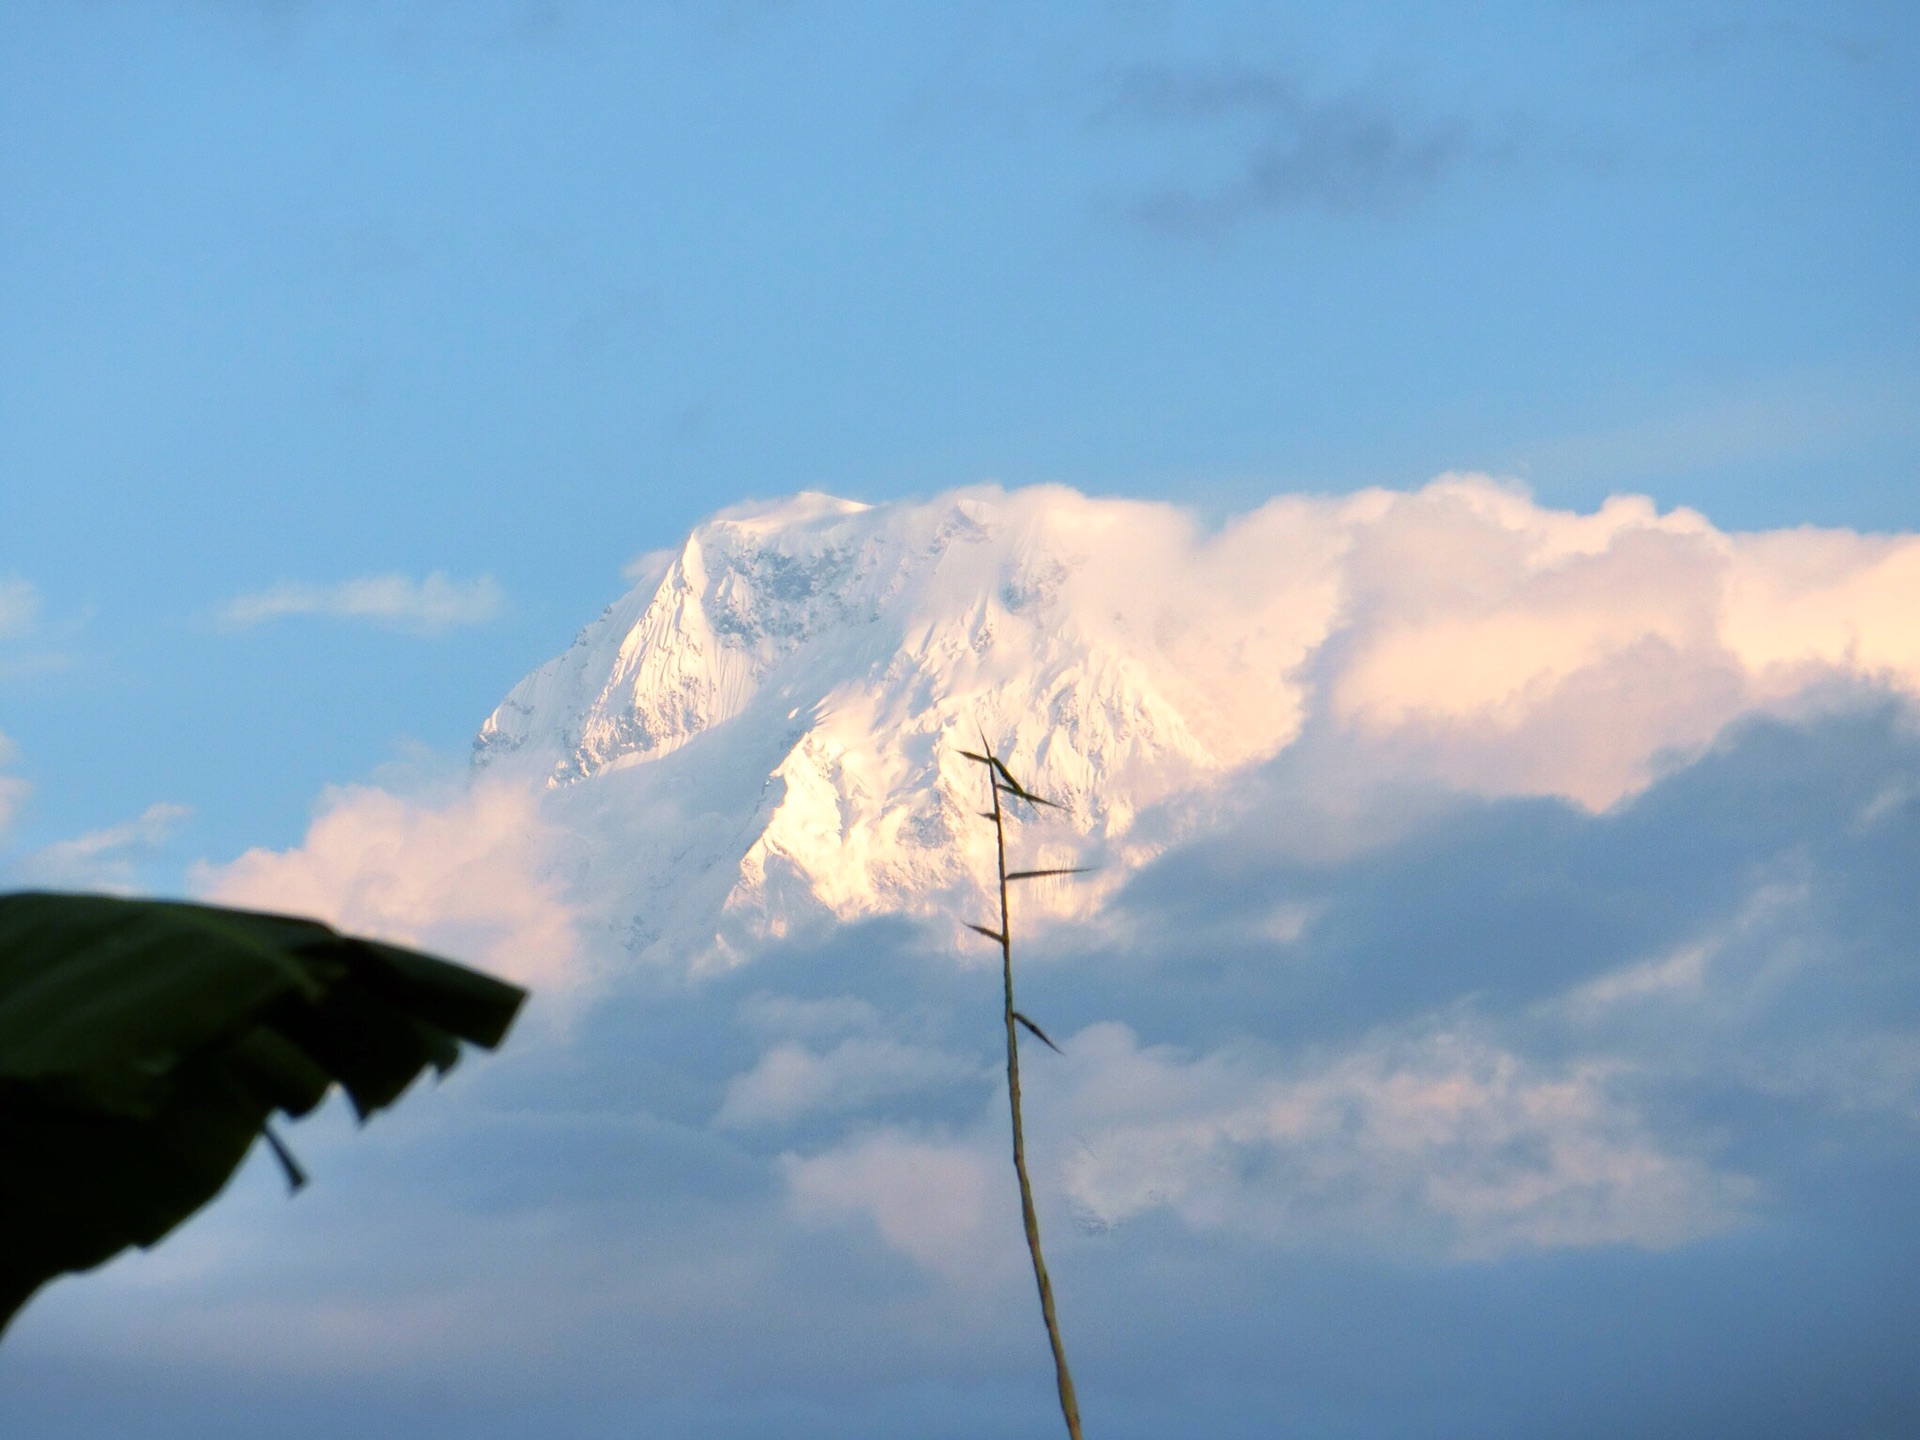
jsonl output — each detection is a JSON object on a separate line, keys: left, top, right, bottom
{"left": 474, "top": 485, "right": 1344, "bottom": 964}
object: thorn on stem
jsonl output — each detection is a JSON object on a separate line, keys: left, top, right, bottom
{"left": 988, "top": 756, "right": 1058, "bottom": 807}
{"left": 1014, "top": 1011, "right": 1063, "bottom": 1054}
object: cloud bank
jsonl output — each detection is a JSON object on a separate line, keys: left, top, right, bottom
{"left": 196, "top": 779, "right": 578, "bottom": 993}
{"left": 13, "top": 481, "right": 1920, "bottom": 1437}
{"left": 220, "top": 572, "right": 504, "bottom": 634}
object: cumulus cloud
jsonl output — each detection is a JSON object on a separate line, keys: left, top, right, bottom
{"left": 752, "top": 703, "right": 1920, "bottom": 1338}
{"left": 1246, "top": 476, "right": 1920, "bottom": 808}
{"left": 772, "top": 1015, "right": 1747, "bottom": 1277}
{"left": 193, "top": 779, "right": 578, "bottom": 993}
{"left": 783, "top": 1129, "right": 1010, "bottom": 1283}
{"left": 1049, "top": 1021, "right": 1747, "bottom": 1257}
{"left": 220, "top": 572, "right": 504, "bottom": 635}
{"left": 719, "top": 1036, "right": 984, "bottom": 1128}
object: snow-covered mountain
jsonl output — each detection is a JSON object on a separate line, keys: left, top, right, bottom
{"left": 473, "top": 486, "right": 1341, "bottom": 965}
{"left": 471, "top": 479, "right": 1920, "bottom": 971}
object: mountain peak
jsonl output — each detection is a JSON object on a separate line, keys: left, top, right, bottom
{"left": 474, "top": 485, "right": 1308, "bottom": 962}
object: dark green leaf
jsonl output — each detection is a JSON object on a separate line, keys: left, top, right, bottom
{"left": 0, "top": 891, "right": 527, "bottom": 1336}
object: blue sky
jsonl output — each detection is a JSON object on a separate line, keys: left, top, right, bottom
{"left": 4, "top": 3, "right": 1920, "bottom": 1436}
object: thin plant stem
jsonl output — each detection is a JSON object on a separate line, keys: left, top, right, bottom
{"left": 986, "top": 753, "right": 1085, "bottom": 1440}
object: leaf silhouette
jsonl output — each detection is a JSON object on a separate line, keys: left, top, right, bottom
{"left": 0, "top": 891, "right": 527, "bottom": 1336}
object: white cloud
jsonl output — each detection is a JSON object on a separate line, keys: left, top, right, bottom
{"left": 782, "top": 1129, "right": 1013, "bottom": 1283}
{"left": 621, "top": 547, "right": 677, "bottom": 587}
{"left": 718, "top": 1036, "right": 984, "bottom": 1128}
{"left": 0, "top": 576, "right": 40, "bottom": 640}
{"left": 1723, "top": 525, "right": 1920, "bottom": 681}
{"left": 1313, "top": 482, "right": 1735, "bottom": 807}
{"left": 0, "top": 577, "right": 80, "bottom": 683}
{"left": 778, "top": 1019, "right": 1747, "bottom": 1273}
{"left": 1029, "top": 474, "right": 1920, "bottom": 811}
{"left": 11, "top": 802, "right": 192, "bottom": 891}
{"left": 1073, "top": 474, "right": 1916, "bottom": 810}
{"left": 1048, "top": 1022, "right": 1749, "bottom": 1258}
{"left": 192, "top": 779, "right": 580, "bottom": 994}
{"left": 220, "top": 572, "right": 505, "bottom": 634}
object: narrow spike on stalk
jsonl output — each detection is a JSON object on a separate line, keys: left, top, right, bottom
{"left": 261, "top": 1123, "right": 307, "bottom": 1193}
{"left": 1014, "top": 1012, "right": 1063, "bottom": 1054}
{"left": 990, "top": 757, "right": 1061, "bottom": 808}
